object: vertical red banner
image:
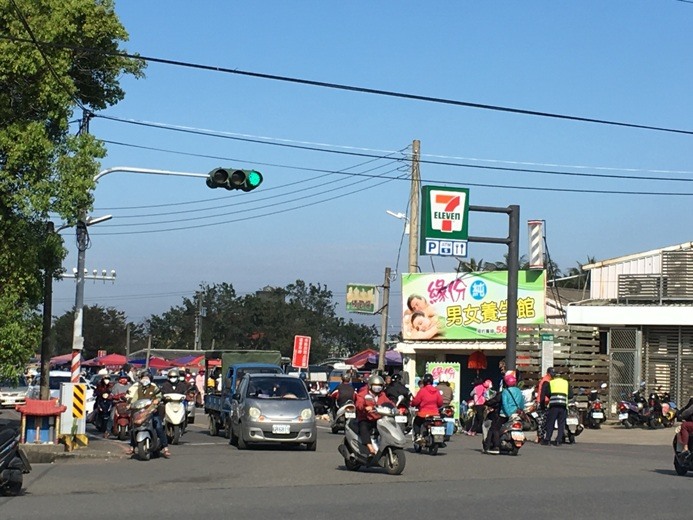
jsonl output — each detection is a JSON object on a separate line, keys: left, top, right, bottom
{"left": 292, "top": 335, "right": 311, "bottom": 369}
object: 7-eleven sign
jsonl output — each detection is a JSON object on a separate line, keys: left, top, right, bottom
{"left": 420, "top": 186, "right": 470, "bottom": 257}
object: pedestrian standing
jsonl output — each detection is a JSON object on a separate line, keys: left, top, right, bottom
{"left": 535, "top": 367, "right": 554, "bottom": 443}
{"left": 541, "top": 369, "right": 571, "bottom": 446}
{"left": 468, "top": 378, "right": 487, "bottom": 435}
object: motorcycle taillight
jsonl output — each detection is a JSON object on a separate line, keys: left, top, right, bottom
{"left": 512, "top": 422, "right": 522, "bottom": 430}
{"left": 433, "top": 420, "right": 444, "bottom": 426}
{"left": 593, "top": 402, "right": 602, "bottom": 410}
{"left": 618, "top": 403, "right": 626, "bottom": 411}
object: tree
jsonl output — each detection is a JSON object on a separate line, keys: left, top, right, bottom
{"left": 561, "top": 256, "right": 596, "bottom": 290}
{"left": 52, "top": 305, "right": 144, "bottom": 359}
{"left": 143, "top": 281, "right": 379, "bottom": 361}
{"left": 0, "top": 0, "right": 144, "bottom": 378}
{"left": 456, "top": 258, "right": 490, "bottom": 273}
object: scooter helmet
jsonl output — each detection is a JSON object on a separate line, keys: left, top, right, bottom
{"left": 341, "top": 373, "right": 351, "bottom": 383}
{"left": 368, "top": 375, "right": 385, "bottom": 394}
{"left": 168, "top": 368, "right": 180, "bottom": 382}
{"left": 503, "top": 371, "right": 517, "bottom": 387}
{"left": 422, "top": 373, "right": 434, "bottom": 386}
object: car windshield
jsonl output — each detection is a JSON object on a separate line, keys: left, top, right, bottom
{"left": 246, "top": 377, "right": 308, "bottom": 400}
{"left": 1, "top": 376, "right": 28, "bottom": 389}
{"left": 49, "top": 376, "right": 73, "bottom": 390}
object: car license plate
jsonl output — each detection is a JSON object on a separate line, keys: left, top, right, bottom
{"left": 395, "top": 415, "right": 408, "bottom": 423}
{"left": 618, "top": 413, "right": 628, "bottom": 421}
{"left": 511, "top": 431, "right": 524, "bottom": 441}
{"left": 566, "top": 417, "right": 579, "bottom": 425}
{"left": 591, "top": 412, "right": 604, "bottom": 419}
{"left": 431, "top": 426, "right": 445, "bottom": 435}
{"left": 345, "top": 412, "right": 356, "bottom": 419}
{"left": 272, "top": 424, "right": 290, "bottom": 434}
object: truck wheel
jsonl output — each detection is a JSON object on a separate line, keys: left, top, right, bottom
{"left": 224, "top": 419, "right": 231, "bottom": 439}
{"left": 208, "top": 416, "right": 218, "bottom": 437}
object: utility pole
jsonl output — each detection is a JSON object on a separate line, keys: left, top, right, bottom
{"left": 194, "top": 293, "right": 204, "bottom": 351}
{"left": 39, "top": 222, "right": 54, "bottom": 400}
{"left": 409, "top": 140, "right": 421, "bottom": 273}
{"left": 125, "top": 323, "right": 131, "bottom": 357}
{"left": 377, "top": 267, "right": 392, "bottom": 372}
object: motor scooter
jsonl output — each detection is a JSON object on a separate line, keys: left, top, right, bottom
{"left": 330, "top": 400, "right": 356, "bottom": 434}
{"left": 185, "top": 386, "right": 197, "bottom": 424}
{"left": 163, "top": 392, "right": 187, "bottom": 445}
{"left": 92, "top": 391, "right": 113, "bottom": 434}
{"left": 413, "top": 413, "right": 447, "bottom": 456}
{"left": 439, "top": 404, "right": 456, "bottom": 440}
{"left": 112, "top": 394, "right": 131, "bottom": 441}
{"left": 618, "top": 382, "right": 652, "bottom": 428}
{"left": 0, "top": 427, "right": 31, "bottom": 496}
{"left": 482, "top": 413, "right": 525, "bottom": 455}
{"left": 130, "top": 398, "right": 163, "bottom": 461}
{"left": 585, "top": 383, "right": 608, "bottom": 429}
{"left": 393, "top": 395, "right": 412, "bottom": 434}
{"left": 563, "top": 399, "right": 584, "bottom": 444}
{"left": 673, "top": 426, "right": 693, "bottom": 476}
{"left": 337, "top": 403, "right": 407, "bottom": 475}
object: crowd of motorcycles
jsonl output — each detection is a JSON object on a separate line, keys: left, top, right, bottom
{"left": 89, "top": 382, "right": 199, "bottom": 461}
{"left": 329, "top": 380, "right": 692, "bottom": 476}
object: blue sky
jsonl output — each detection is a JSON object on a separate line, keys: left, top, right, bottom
{"left": 51, "top": 2, "right": 693, "bottom": 336}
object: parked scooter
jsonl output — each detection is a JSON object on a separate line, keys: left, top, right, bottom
{"left": 585, "top": 383, "right": 608, "bottom": 429}
{"left": 338, "top": 403, "right": 407, "bottom": 475}
{"left": 413, "top": 413, "right": 447, "bottom": 456}
{"left": 618, "top": 383, "right": 651, "bottom": 428}
{"left": 163, "top": 392, "right": 187, "bottom": 445}
{"left": 0, "top": 428, "right": 31, "bottom": 496}
{"left": 482, "top": 413, "right": 525, "bottom": 455}
{"left": 659, "top": 389, "right": 677, "bottom": 427}
{"left": 330, "top": 400, "right": 356, "bottom": 434}
{"left": 130, "top": 398, "right": 163, "bottom": 461}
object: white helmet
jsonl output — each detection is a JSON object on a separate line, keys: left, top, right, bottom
{"left": 98, "top": 368, "right": 108, "bottom": 376}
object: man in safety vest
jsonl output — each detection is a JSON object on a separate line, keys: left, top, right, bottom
{"left": 535, "top": 367, "right": 554, "bottom": 444}
{"left": 540, "top": 369, "right": 571, "bottom": 446}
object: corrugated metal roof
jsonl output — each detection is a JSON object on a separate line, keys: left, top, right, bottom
{"left": 583, "top": 241, "right": 693, "bottom": 270}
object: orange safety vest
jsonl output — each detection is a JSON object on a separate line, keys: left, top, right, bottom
{"left": 536, "top": 375, "right": 552, "bottom": 405}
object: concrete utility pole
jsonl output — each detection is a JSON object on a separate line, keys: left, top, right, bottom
{"left": 39, "top": 222, "right": 54, "bottom": 400}
{"left": 377, "top": 267, "right": 392, "bottom": 372}
{"left": 408, "top": 140, "right": 421, "bottom": 273}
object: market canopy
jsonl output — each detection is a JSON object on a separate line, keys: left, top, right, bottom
{"left": 82, "top": 353, "right": 128, "bottom": 368}
{"left": 172, "top": 354, "right": 205, "bottom": 368}
{"left": 49, "top": 353, "right": 73, "bottom": 366}
{"left": 129, "top": 356, "right": 174, "bottom": 370}
{"left": 344, "top": 349, "right": 378, "bottom": 369}
{"left": 367, "top": 350, "right": 403, "bottom": 367}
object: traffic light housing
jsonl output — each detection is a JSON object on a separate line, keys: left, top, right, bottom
{"left": 206, "top": 168, "right": 263, "bottom": 192}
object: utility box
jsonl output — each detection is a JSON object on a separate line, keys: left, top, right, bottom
{"left": 59, "top": 383, "right": 87, "bottom": 436}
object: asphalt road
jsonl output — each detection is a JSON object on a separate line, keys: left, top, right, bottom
{"left": 0, "top": 414, "right": 689, "bottom": 520}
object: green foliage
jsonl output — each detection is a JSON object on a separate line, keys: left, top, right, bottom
{"left": 52, "top": 304, "right": 145, "bottom": 358}
{"left": 144, "top": 281, "right": 379, "bottom": 361}
{"left": 0, "top": 0, "right": 144, "bottom": 376}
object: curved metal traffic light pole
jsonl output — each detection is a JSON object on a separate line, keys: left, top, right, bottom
{"left": 68, "top": 166, "right": 209, "bottom": 383}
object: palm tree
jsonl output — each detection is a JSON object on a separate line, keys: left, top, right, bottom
{"left": 562, "top": 256, "right": 595, "bottom": 290}
{"left": 492, "top": 253, "right": 530, "bottom": 271}
{"left": 456, "top": 257, "right": 489, "bottom": 273}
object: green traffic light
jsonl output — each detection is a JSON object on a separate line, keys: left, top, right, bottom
{"left": 247, "top": 170, "right": 262, "bottom": 188}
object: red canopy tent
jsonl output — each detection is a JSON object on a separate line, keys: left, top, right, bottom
{"left": 83, "top": 353, "right": 128, "bottom": 368}
{"left": 344, "top": 349, "right": 378, "bottom": 369}
{"left": 172, "top": 354, "right": 205, "bottom": 368}
{"left": 49, "top": 353, "right": 73, "bottom": 366}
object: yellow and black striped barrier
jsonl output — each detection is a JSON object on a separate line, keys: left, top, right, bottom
{"left": 72, "top": 383, "right": 86, "bottom": 419}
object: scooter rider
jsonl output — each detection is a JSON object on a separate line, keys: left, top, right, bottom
{"left": 541, "top": 368, "right": 572, "bottom": 446}
{"left": 411, "top": 373, "right": 443, "bottom": 443}
{"left": 385, "top": 373, "right": 411, "bottom": 407}
{"left": 126, "top": 370, "right": 170, "bottom": 458}
{"left": 676, "top": 397, "right": 693, "bottom": 461}
{"left": 355, "top": 375, "right": 393, "bottom": 455}
{"left": 160, "top": 368, "right": 190, "bottom": 423}
{"left": 331, "top": 373, "right": 356, "bottom": 407}
{"left": 105, "top": 373, "right": 132, "bottom": 438}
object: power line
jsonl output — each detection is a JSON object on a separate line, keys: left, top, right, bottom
{"left": 91, "top": 171, "right": 409, "bottom": 235}
{"left": 2, "top": 34, "right": 693, "bottom": 136}
{"left": 99, "top": 120, "right": 693, "bottom": 183}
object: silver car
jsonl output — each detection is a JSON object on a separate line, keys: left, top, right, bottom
{"left": 230, "top": 374, "right": 317, "bottom": 451}
{"left": 0, "top": 377, "right": 29, "bottom": 408}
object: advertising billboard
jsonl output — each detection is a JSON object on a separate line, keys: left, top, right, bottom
{"left": 402, "top": 271, "right": 545, "bottom": 340}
